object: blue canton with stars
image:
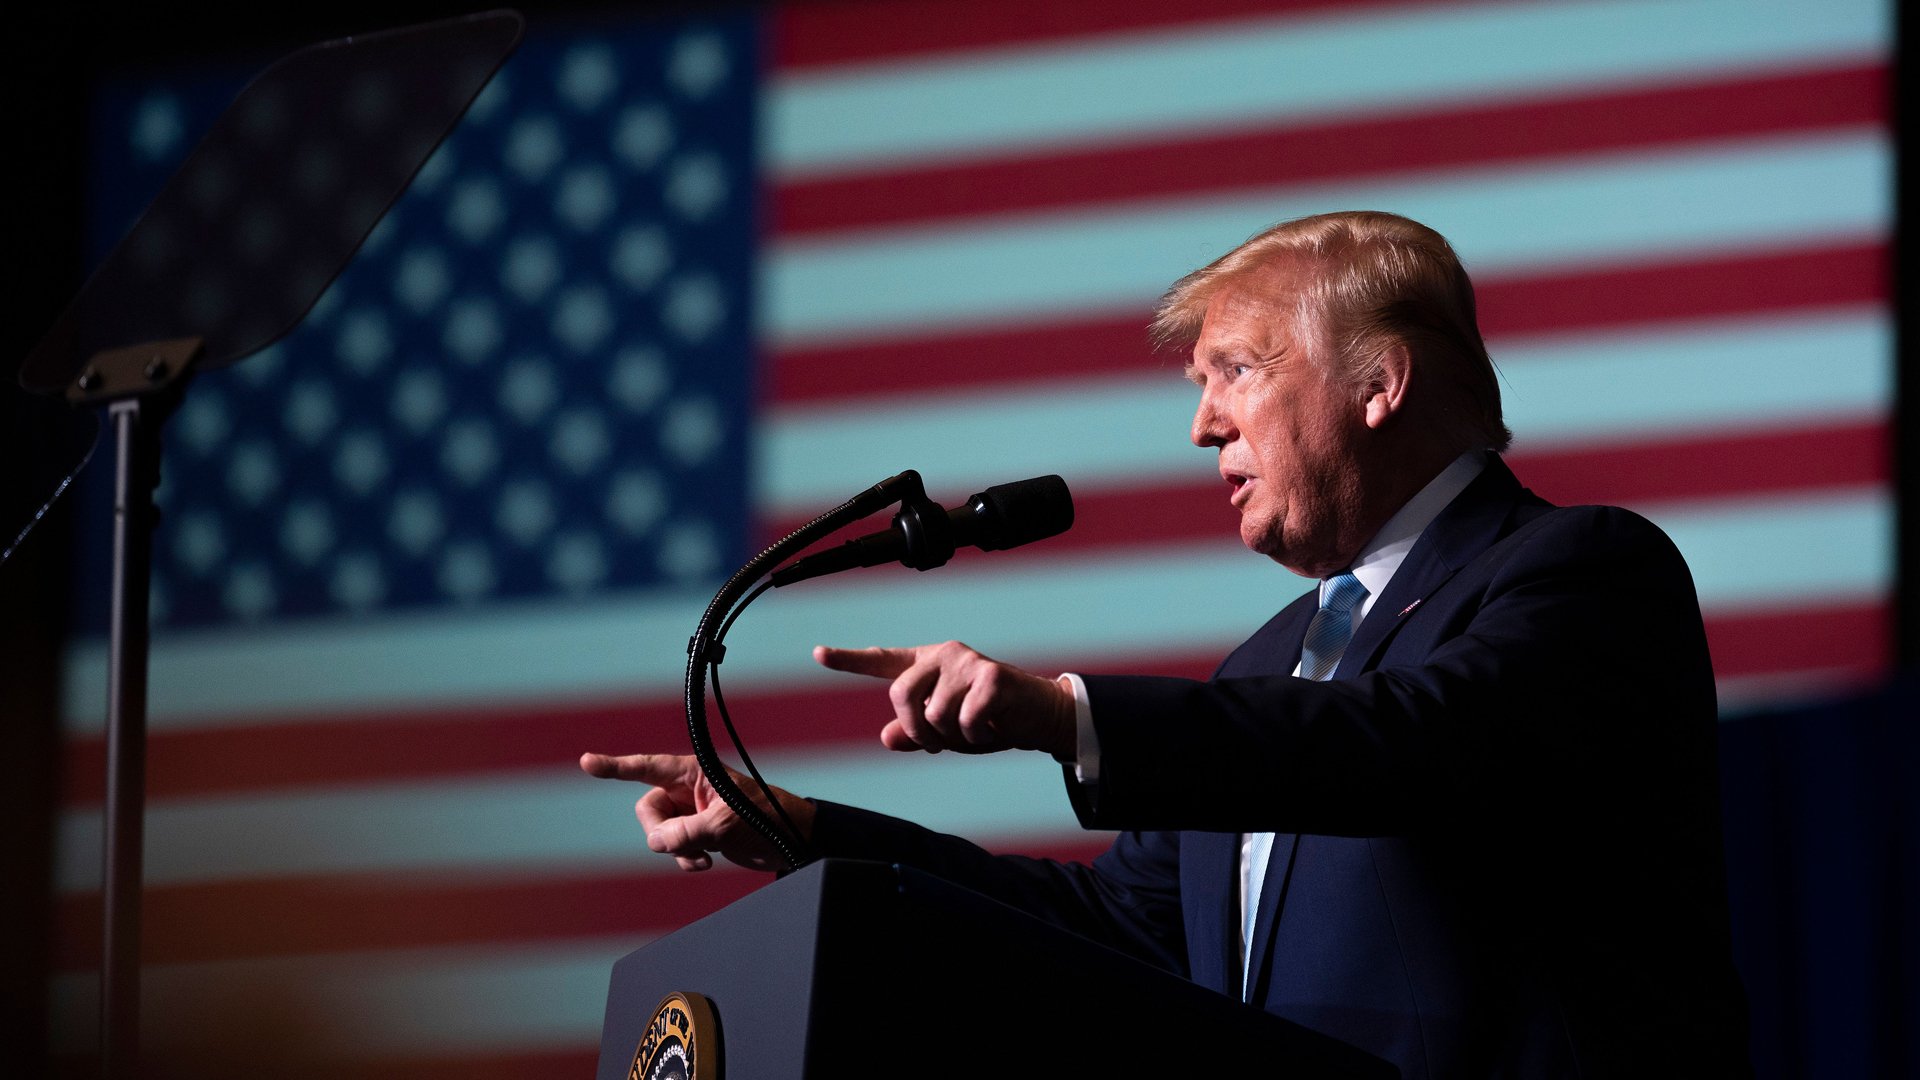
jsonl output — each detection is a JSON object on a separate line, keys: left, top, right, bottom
{"left": 74, "top": 12, "right": 759, "bottom": 631}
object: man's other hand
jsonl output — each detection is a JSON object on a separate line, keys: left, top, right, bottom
{"left": 813, "top": 641, "right": 1075, "bottom": 760}
{"left": 578, "top": 752, "right": 812, "bottom": 873}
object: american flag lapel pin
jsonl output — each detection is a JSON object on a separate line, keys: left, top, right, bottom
{"left": 1398, "top": 599, "right": 1423, "bottom": 618}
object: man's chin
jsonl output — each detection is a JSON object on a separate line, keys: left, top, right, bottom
{"left": 1241, "top": 525, "right": 1332, "bottom": 580}
{"left": 1269, "top": 553, "right": 1322, "bottom": 579}
{"left": 1238, "top": 519, "right": 1275, "bottom": 557}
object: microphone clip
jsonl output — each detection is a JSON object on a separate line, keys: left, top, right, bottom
{"left": 890, "top": 478, "right": 957, "bottom": 571}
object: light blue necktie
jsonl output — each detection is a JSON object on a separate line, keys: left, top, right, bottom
{"left": 1242, "top": 571, "right": 1369, "bottom": 997}
{"left": 1299, "top": 572, "right": 1368, "bottom": 681}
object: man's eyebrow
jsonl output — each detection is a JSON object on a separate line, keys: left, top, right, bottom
{"left": 1184, "top": 350, "right": 1231, "bottom": 383}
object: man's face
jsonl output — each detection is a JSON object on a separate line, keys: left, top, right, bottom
{"left": 1186, "top": 265, "right": 1369, "bottom": 578}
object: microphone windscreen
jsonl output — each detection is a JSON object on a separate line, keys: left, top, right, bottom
{"left": 969, "top": 475, "right": 1073, "bottom": 551}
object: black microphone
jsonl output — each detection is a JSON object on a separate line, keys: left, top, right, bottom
{"left": 769, "top": 474, "right": 1073, "bottom": 587}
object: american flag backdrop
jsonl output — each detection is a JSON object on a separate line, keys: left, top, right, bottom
{"left": 52, "top": 0, "right": 1893, "bottom": 1073}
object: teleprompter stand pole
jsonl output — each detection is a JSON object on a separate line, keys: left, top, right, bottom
{"left": 70, "top": 338, "right": 201, "bottom": 1078}
{"left": 102, "top": 397, "right": 153, "bottom": 1079}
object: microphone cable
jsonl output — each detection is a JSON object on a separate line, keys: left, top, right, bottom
{"left": 705, "top": 578, "right": 808, "bottom": 857}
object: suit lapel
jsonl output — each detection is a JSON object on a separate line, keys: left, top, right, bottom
{"left": 1336, "top": 535, "right": 1452, "bottom": 678}
{"left": 1336, "top": 455, "right": 1525, "bottom": 679}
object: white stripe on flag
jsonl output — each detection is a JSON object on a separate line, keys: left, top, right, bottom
{"left": 767, "top": 0, "right": 1887, "bottom": 176}
{"left": 764, "top": 131, "right": 1890, "bottom": 344}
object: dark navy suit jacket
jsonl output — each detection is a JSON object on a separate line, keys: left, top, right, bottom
{"left": 812, "top": 457, "right": 1750, "bottom": 1077}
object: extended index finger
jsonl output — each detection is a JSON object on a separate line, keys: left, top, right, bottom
{"left": 812, "top": 645, "right": 923, "bottom": 679}
{"left": 579, "top": 751, "right": 690, "bottom": 785}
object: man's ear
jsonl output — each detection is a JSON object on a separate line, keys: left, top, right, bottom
{"left": 1362, "top": 342, "right": 1412, "bottom": 430}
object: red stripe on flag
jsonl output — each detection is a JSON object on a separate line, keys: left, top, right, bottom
{"left": 756, "top": 475, "right": 1244, "bottom": 561}
{"left": 771, "top": 0, "right": 1450, "bottom": 70}
{"left": 1511, "top": 421, "right": 1890, "bottom": 509}
{"left": 53, "top": 838, "right": 1118, "bottom": 967}
{"left": 763, "top": 241, "right": 1887, "bottom": 404}
{"left": 772, "top": 64, "right": 1886, "bottom": 234}
{"left": 60, "top": 656, "right": 1221, "bottom": 806}
{"left": 1704, "top": 599, "right": 1891, "bottom": 681}
{"left": 53, "top": 867, "right": 757, "bottom": 968}
{"left": 1474, "top": 243, "right": 1889, "bottom": 342}
{"left": 758, "top": 418, "right": 1889, "bottom": 547}
{"left": 767, "top": 310, "right": 1165, "bottom": 405}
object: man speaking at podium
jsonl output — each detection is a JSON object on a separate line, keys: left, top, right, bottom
{"left": 584, "top": 211, "right": 1750, "bottom": 1077}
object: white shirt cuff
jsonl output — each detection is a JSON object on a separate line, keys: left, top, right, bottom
{"left": 1059, "top": 672, "right": 1098, "bottom": 784}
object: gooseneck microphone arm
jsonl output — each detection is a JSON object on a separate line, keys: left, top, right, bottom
{"left": 686, "top": 470, "right": 1074, "bottom": 872}
{"left": 684, "top": 470, "right": 932, "bottom": 871}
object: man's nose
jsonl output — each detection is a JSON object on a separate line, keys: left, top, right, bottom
{"left": 1192, "top": 392, "right": 1234, "bottom": 448}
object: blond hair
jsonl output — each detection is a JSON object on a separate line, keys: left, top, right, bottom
{"left": 1154, "top": 211, "right": 1511, "bottom": 451}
